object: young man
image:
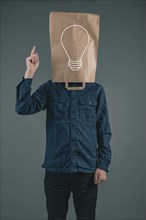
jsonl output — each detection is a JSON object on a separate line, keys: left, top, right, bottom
{"left": 15, "top": 46, "right": 112, "bottom": 220}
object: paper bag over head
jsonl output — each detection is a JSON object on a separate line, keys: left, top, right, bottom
{"left": 49, "top": 11, "right": 100, "bottom": 90}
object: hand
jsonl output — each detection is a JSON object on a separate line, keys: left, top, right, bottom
{"left": 24, "top": 46, "right": 40, "bottom": 78}
{"left": 94, "top": 168, "right": 107, "bottom": 184}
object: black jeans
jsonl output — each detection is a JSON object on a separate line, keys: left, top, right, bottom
{"left": 44, "top": 170, "right": 98, "bottom": 220}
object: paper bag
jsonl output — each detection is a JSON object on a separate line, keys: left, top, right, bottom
{"left": 49, "top": 11, "right": 100, "bottom": 90}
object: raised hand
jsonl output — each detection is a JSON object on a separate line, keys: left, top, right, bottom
{"left": 24, "top": 46, "right": 40, "bottom": 78}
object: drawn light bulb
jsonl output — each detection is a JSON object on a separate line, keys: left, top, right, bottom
{"left": 60, "top": 24, "right": 90, "bottom": 71}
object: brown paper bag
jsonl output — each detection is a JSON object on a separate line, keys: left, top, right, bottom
{"left": 49, "top": 11, "right": 100, "bottom": 90}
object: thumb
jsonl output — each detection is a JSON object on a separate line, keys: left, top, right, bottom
{"left": 94, "top": 172, "right": 99, "bottom": 184}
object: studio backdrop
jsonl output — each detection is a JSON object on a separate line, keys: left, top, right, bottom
{"left": 1, "top": 1, "right": 145, "bottom": 220}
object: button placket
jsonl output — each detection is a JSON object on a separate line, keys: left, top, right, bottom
{"left": 70, "top": 91, "right": 77, "bottom": 162}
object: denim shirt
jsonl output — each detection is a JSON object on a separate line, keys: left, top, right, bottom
{"left": 15, "top": 77, "right": 112, "bottom": 173}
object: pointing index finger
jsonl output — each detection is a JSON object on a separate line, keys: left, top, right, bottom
{"left": 31, "top": 46, "right": 36, "bottom": 56}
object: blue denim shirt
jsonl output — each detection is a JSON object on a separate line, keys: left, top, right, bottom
{"left": 15, "top": 77, "right": 112, "bottom": 173}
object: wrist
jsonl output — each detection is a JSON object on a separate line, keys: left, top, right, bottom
{"left": 24, "top": 70, "right": 34, "bottom": 79}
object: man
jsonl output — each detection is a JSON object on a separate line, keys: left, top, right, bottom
{"left": 15, "top": 46, "right": 112, "bottom": 220}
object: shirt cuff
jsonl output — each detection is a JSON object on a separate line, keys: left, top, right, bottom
{"left": 16, "top": 76, "right": 33, "bottom": 91}
{"left": 96, "top": 164, "right": 109, "bottom": 172}
{"left": 22, "top": 76, "right": 33, "bottom": 81}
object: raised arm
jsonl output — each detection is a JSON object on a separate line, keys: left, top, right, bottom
{"left": 15, "top": 46, "right": 48, "bottom": 115}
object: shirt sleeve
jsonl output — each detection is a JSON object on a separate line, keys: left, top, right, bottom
{"left": 15, "top": 76, "right": 48, "bottom": 115}
{"left": 96, "top": 86, "right": 112, "bottom": 172}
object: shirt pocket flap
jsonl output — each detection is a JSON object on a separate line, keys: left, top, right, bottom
{"left": 51, "top": 96, "right": 67, "bottom": 103}
{"left": 80, "top": 97, "right": 97, "bottom": 106}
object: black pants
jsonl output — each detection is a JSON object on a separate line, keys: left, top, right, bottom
{"left": 44, "top": 170, "right": 98, "bottom": 220}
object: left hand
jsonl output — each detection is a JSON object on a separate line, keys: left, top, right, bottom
{"left": 94, "top": 168, "right": 107, "bottom": 184}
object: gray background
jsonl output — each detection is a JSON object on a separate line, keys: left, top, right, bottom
{"left": 1, "top": 0, "right": 145, "bottom": 220}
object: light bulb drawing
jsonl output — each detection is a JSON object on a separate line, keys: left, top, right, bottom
{"left": 60, "top": 24, "right": 90, "bottom": 71}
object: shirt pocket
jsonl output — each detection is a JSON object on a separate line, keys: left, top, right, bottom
{"left": 79, "top": 96, "right": 97, "bottom": 122}
{"left": 78, "top": 96, "right": 97, "bottom": 135}
{"left": 50, "top": 96, "right": 69, "bottom": 122}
